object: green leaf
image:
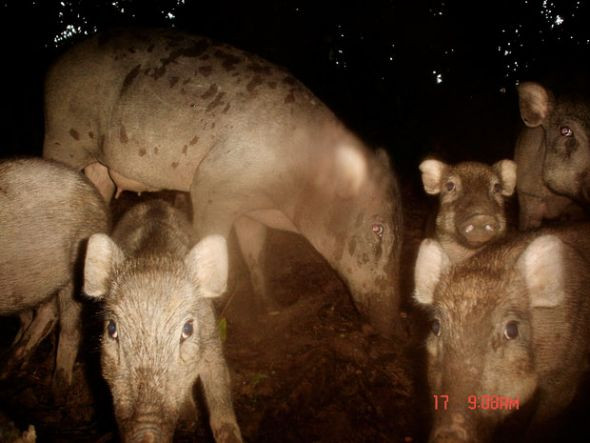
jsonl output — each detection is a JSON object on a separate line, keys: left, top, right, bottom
{"left": 218, "top": 317, "right": 228, "bottom": 342}
{"left": 251, "top": 373, "right": 269, "bottom": 387}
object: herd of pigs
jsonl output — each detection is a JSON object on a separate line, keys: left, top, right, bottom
{"left": 1, "top": 28, "right": 590, "bottom": 442}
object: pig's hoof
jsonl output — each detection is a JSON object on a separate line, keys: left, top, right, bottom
{"left": 0, "top": 350, "right": 26, "bottom": 380}
{"left": 213, "top": 423, "right": 243, "bottom": 443}
{"left": 51, "top": 368, "right": 71, "bottom": 402}
{"left": 260, "top": 297, "right": 282, "bottom": 316}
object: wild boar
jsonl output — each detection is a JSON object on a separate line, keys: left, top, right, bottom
{"left": 43, "top": 28, "right": 403, "bottom": 337}
{"left": 414, "top": 222, "right": 590, "bottom": 442}
{"left": 84, "top": 200, "right": 241, "bottom": 442}
{"left": 0, "top": 157, "right": 109, "bottom": 390}
{"left": 514, "top": 126, "right": 585, "bottom": 230}
{"left": 419, "top": 159, "right": 516, "bottom": 262}
{"left": 518, "top": 81, "right": 590, "bottom": 204}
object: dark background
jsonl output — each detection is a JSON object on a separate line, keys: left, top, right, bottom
{"left": 3, "top": 0, "right": 590, "bottom": 167}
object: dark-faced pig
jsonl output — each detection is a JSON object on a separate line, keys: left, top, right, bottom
{"left": 0, "top": 157, "right": 109, "bottom": 389}
{"left": 419, "top": 159, "right": 516, "bottom": 263}
{"left": 413, "top": 223, "right": 590, "bottom": 442}
{"left": 514, "top": 126, "right": 585, "bottom": 230}
{"left": 518, "top": 81, "right": 590, "bottom": 203}
{"left": 43, "top": 28, "right": 402, "bottom": 337}
{"left": 83, "top": 200, "right": 242, "bottom": 443}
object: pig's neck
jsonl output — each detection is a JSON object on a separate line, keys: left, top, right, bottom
{"left": 437, "top": 235, "right": 481, "bottom": 263}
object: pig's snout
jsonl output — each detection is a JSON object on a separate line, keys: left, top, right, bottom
{"left": 126, "top": 417, "right": 173, "bottom": 443}
{"left": 430, "top": 413, "right": 472, "bottom": 443}
{"left": 127, "top": 425, "right": 164, "bottom": 443}
{"left": 458, "top": 214, "right": 499, "bottom": 246}
{"left": 430, "top": 427, "right": 470, "bottom": 443}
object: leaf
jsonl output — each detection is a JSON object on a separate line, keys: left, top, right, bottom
{"left": 251, "top": 373, "right": 269, "bottom": 387}
{"left": 218, "top": 317, "right": 228, "bottom": 342}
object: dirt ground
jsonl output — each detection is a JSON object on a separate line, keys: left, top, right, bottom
{"left": 0, "top": 177, "right": 589, "bottom": 443}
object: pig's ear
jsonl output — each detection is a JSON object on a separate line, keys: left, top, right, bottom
{"left": 414, "top": 239, "right": 449, "bottom": 305}
{"left": 494, "top": 159, "right": 517, "bottom": 196}
{"left": 84, "top": 233, "right": 125, "bottom": 299}
{"left": 419, "top": 159, "right": 446, "bottom": 195}
{"left": 517, "top": 235, "right": 566, "bottom": 308}
{"left": 185, "top": 235, "right": 228, "bottom": 298}
{"left": 518, "top": 82, "right": 552, "bottom": 127}
{"left": 333, "top": 144, "right": 368, "bottom": 198}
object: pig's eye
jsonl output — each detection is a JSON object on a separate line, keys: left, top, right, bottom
{"left": 107, "top": 320, "right": 118, "bottom": 340}
{"left": 181, "top": 320, "right": 194, "bottom": 342}
{"left": 493, "top": 182, "right": 502, "bottom": 194}
{"left": 560, "top": 126, "right": 573, "bottom": 137}
{"left": 504, "top": 321, "right": 519, "bottom": 340}
{"left": 372, "top": 223, "right": 384, "bottom": 238}
{"left": 445, "top": 181, "right": 455, "bottom": 192}
{"left": 431, "top": 319, "right": 441, "bottom": 336}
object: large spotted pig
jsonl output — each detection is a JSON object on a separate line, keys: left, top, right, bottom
{"left": 42, "top": 28, "right": 402, "bottom": 337}
{"left": 414, "top": 223, "right": 590, "bottom": 441}
{"left": 0, "top": 158, "right": 109, "bottom": 390}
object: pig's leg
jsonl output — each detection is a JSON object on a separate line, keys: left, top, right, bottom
{"left": 234, "top": 216, "right": 279, "bottom": 311}
{"left": 199, "top": 358, "right": 242, "bottom": 443}
{"left": 53, "top": 280, "right": 81, "bottom": 391}
{"left": 84, "top": 162, "right": 115, "bottom": 203}
{"left": 12, "top": 310, "right": 34, "bottom": 346}
{"left": 44, "top": 123, "right": 114, "bottom": 201}
{"left": 194, "top": 297, "right": 242, "bottom": 442}
{"left": 517, "top": 192, "right": 544, "bottom": 230}
{"left": 0, "top": 297, "right": 58, "bottom": 378}
{"left": 190, "top": 145, "right": 276, "bottom": 309}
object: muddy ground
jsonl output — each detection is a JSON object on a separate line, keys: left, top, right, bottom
{"left": 1, "top": 171, "right": 590, "bottom": 443}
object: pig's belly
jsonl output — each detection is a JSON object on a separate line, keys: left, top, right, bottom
{"left": 246, "top": 209, "right": 299, "bottom": 233}
{"left": 101, "top": 141, "right": 202, "bottom": 193}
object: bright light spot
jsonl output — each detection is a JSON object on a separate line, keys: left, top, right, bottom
{"left": 433, "top": 70, "right": 443, "bottom": 84}
{"left": 54, "top": 24, "right": 88, "bottom": 45}
{"left": 112, "top": 1, "right": 125, "bottom": 13}
{"left": 555, "top": 15, "right": 564, "bottom": 25}
{"left": 165, "top": 12, "right": 175, "bottom": 20}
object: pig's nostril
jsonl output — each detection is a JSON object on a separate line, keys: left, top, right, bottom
{"left": 485, "top": 224, "right": 495, "bottom": 232}
{"left": 464, "top": 224, "right": 474, "bottom": 233}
